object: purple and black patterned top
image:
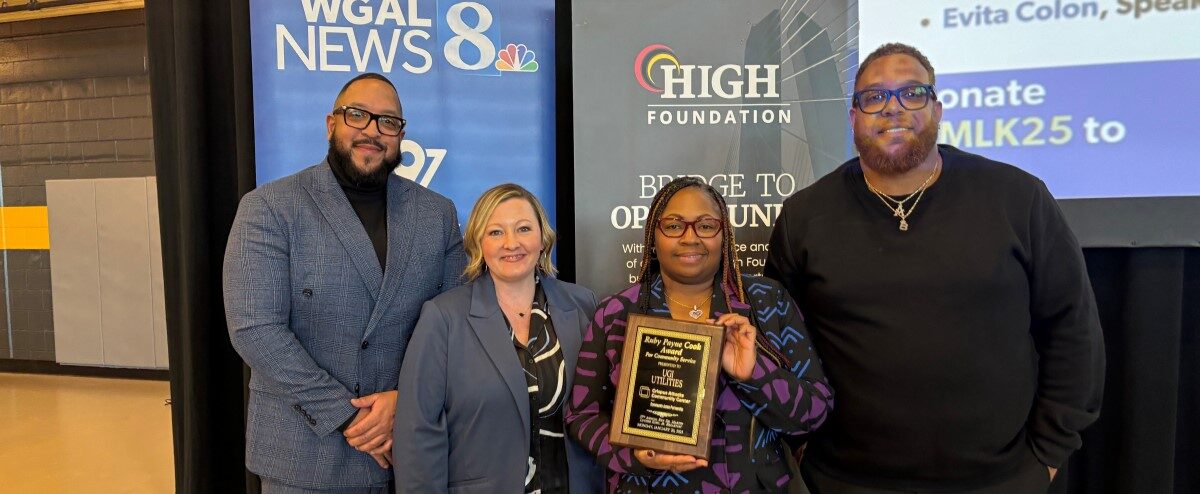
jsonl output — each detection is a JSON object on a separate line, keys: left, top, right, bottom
{"left": 566, "top": 274, "right": 833, "bottom": 493}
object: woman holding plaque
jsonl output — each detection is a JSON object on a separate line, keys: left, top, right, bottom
{"left": 394, "top": 184, "right": 603, "bottom": 494}
{"left": 566, "top": 177, "right": 833, "bottom": 493}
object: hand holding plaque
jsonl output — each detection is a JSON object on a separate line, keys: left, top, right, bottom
{"left": 714, "top": 312, "right": 758, "bottom": 381}
{"left": 632, "top": 449, "right": 708, "bottom": 472}
{"left": 610, "top": 313, "right": 725, "bottom": 459}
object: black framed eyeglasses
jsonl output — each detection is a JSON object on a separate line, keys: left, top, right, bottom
{"left": 657, "top": 217, "right": 723, "bottom": 238}
{"left": 852, "top": 84, "right": 936, "bottom": 114}
{"left": 333, "top": 105, "right": 406, "bottom": 135}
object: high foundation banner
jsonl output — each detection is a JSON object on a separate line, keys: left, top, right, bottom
{"left": 249, "top": 0, "right": 557, "bottom": 226}
{"left": 572, "top": 0, "right": 854, "bottom": 296}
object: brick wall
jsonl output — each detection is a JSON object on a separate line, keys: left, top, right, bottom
{"left": 0, "top": 9, "right": 154, "bottom": 361}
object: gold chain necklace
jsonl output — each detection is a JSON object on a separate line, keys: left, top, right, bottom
{"left": 863, "top": 159, "right": 941, "bottom": 231}
{"left": 665, "top": 293, "right": 709, "bottom": 320}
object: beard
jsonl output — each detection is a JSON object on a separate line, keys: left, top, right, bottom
{"left": 854, "top": 118, "right": 940, "bottom": 176}
{"left": 327, "top": 136, "right": 401, "bottom": 189}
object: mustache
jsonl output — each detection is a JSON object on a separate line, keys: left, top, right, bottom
{"left": 352, "top": 137, "right": 387, "bottom": 150}
{"left": 876, "top": 119, "right": 914, "bottom": 131}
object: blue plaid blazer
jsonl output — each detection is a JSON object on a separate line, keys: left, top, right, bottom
{"left": 223, "top": 161, "right": 466, "bottom": 489}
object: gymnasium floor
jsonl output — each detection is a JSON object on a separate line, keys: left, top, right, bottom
{"left": 0, "top": 373, "right": 173, "bottom": 492}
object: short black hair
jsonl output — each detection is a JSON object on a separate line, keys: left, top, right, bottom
{"left": 854, "top": 43, "right": 936, "bottom": 88}
{"left": 335, "top": 72, "right": 398, "bottom": 101}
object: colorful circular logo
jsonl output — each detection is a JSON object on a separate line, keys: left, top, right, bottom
{"left": 634, "top": 44, "right": 680, "bottom": 93}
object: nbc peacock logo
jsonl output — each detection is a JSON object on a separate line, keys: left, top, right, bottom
{"left": 634, "top": 44, "right": 680, "bottom": 93}
{"left": 495, "top": 43, "right": 539, "bottom": 72}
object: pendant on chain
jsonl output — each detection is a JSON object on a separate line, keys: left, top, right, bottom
{"left": 688, "top": 305, "right": 703, "bottom": 319}
{"left": 899, "top": 219, "right": 909, "bottom": 231}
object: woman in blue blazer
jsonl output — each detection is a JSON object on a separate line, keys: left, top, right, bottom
{"left": 394, "top": 184, "right": 604, "bottom": 493}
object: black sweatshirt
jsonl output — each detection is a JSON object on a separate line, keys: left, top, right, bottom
{"left": 765, "top": 145, "right": 1104, "bottom": 491}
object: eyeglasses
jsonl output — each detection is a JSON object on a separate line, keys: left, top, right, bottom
{"left": 852, "top": 84, "right": 936, "bottom": 114}
{"left": 657, "top": 217, "right": 723, "bottom": 238}
{"left": 333, "top": 105, "right": 406, "bottom": 136}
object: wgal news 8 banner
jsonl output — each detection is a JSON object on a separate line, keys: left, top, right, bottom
{"left": 249, "top": 0, "right": 557, "bottom": 227}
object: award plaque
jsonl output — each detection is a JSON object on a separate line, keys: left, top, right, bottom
{"left": 610, "top": 313, "right": 724, "bottom": 459}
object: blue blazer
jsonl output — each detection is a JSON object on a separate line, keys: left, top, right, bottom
{"left": 223, "top": 162, "right": 466, "bottom": 488}
{"left": 394, "top": 275, "right": 604, "bottom": 493}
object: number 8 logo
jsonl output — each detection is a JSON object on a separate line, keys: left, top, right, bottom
{"left": 444, "top": 2, "right": 497, "bottom": 71}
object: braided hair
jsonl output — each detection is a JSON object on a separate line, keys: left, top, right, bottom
{"left": 636, "top": 177, "right": 744, "bottom": 310}
{"left": 635, "top": 177, "right": 789, "bottom": 368}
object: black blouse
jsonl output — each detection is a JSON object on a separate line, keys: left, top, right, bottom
{"left": 507, "top": 282, "right": 570, "bottom": 494}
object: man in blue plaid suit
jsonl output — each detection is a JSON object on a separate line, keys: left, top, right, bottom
{"left": 224, "top": 73, "right": 466, "bottom": 493}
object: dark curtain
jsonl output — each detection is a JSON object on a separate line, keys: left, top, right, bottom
{"left": 145, "top": 0, "right": 257, "bottom": 492}
{"left": 145, "top": 1, "right": 1198, "bottom": 493}
{"left": 1053, "top": 248, "right": 1200, "bottom": 494}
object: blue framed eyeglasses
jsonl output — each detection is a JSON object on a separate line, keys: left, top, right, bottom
{"left": 852, "top": 84, "right": 936, "bottom": 114}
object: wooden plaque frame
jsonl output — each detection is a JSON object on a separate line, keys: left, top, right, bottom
{"left": 610, "top": 313, "right": 724, "bottom": 459}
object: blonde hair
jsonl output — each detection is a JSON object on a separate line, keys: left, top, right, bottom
{"left": 462, "top": 183, "right": 557, "bottom": 281}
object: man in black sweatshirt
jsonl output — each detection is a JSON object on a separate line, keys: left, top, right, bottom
{"left": 765, "top": 43, "right": 1104, "bottom": 493}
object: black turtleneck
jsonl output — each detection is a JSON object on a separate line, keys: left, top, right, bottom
{"left": 328, "top": 156, "right": 387, "bottom": 270}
